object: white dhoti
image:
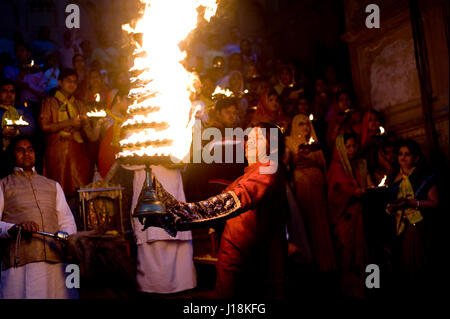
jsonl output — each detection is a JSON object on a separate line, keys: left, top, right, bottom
{"left": 130, "top": 165, "right": 196, "bottom": 294}
{"left": 0, "top": 262, "right": 78, "bottom": 299}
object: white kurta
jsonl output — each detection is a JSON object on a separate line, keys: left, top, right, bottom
{"left": 129, "top": 165, "right": 196, "bottom": 294}
{"left": 0, "top": 168, "right": 78, "bottom": 299}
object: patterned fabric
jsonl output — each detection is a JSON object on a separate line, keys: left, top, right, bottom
{"left": 54, "top": 90, "right": 83, "bottom": 143}
{"left": 395, "top": 167, "right": 423, "bottom": 235}
{"left": 143, "top": 180, "right": 241, "bottom": 237}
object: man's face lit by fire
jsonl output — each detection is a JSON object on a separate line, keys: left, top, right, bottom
{"left": 14, "top": 139, "right": 35, "bottom": 170}
{"left": 0, "top": 84, "right": 15, "bottom": 106}
{"left": 58, "top": 75, "right": 78, "bottom": 96}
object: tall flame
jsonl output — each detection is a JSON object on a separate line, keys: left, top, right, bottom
{"left": 118, "top": 0, "right": 218, "bottom": 161}
{"left": 379, "top": 126, "right": 385, "bottom": 134}
{"left": 378, "top": 175, "right": 387, "bottom": 187}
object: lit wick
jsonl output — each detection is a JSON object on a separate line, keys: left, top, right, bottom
{"left": 87, "top": 109, "right": 107, "bottom": 118}
{"left": 378, "top": 175, "right": 387, "bottom": 187}
{"left": 5, "top": 116, "right": 29, "bottom": 126}
{"left": 379, "top": 126, "right": 385, "bottom": 135}
{"left": 309, "top": 114, "right": 314, "bottom": 121}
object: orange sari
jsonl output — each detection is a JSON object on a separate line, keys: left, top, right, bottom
{"left": 327, "top": 134, "right": 368, "bottom": 298}
{"left": 286, "top": 115, "right": 336, "bottom": 271}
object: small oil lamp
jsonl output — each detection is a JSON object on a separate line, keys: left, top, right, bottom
{"left": 5, "top": 116, "right": 29, "bottom": 127}
{"left": 366, "top": 175, "right": 394, "bottom": 202}
{"left": 298, "top": 136, "right": 321, "bottom": 152}
{"left": 86, "top": 94, "right": 107, "bottom": 118}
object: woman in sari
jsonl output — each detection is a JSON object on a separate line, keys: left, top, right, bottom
{"left": 327, "top": 132, "right": 373, "bottom": 298}
{"left": 285, "top": 114, "right": 336, "bottom": 272}
{"left": 141, "top": 123, "right": 289, "bottom": 299}
{"left": 386, "top": 139, "right": 438, "bottom": 294}
{"left": 250, "top": 89, "right": 290, "bottom": 133}
{"left": 325, "top": 90, "right": 361, "bottom": 153}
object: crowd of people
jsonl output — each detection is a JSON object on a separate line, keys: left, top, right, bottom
{"left": 0, "top": 25, "right": 440, "bottom": 300}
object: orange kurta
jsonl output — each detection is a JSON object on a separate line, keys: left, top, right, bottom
{"left": 39, "top": 97, "right": 93, "bottom": 196}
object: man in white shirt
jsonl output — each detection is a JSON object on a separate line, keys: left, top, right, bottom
{"left": 0, "top": 137, "right": 77, "bottom": 299}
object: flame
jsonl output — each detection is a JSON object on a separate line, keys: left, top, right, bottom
{"left": 308, "top": 136, "right": 315, "bottom": 144}
{"left": 95, "top": 93, "right": 101, "bottom": 103}
{"left": 24, "top": 102, "right": 28, "bottom": 108}
{"left": 87, "top": 109, "right": 107, "bottom": 118}
{"left": 5, "top": 116, "right": 29, "bottom": 126}
{"left": 379, "top": 126, "right": 385, "bottom": 134}
{"left": 378, "top": 175, "right": 387, "bottom": 187}
{"left": 30, "top": 60, "right": 34, "bottom": 67}
{"left": 118, "top": 0, "right": 218, "bottom": 161}
{"left": 309, "top": 114, "right": 314, "bottom": 121}
{"left": 212, "top": 86, "right": 233, "bottom": 98}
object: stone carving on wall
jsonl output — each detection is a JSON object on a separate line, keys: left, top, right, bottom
{"left": 370, "top": 38, "right": 421, "bottom": 112}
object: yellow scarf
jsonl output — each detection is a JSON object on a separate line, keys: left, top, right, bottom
{"left": 395, "top": 167, "right": 424, "bottom": 235}
{"left": 1, "top": 104, "right": 20, "bottom": 150}
{"left": 1, "top": 104, "right": 20, "bottom": 129}
{"left": 105, "top": 109, "right": 124, "bottom": 147}
{"left": 54, "top": 90, "right": 83, "bottom": 143}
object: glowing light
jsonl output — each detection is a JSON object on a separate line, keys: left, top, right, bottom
{"left": 95, "top": 93, "right": 101, "bottom": 103}
{"left": 87, "top": 109, "right": 107, "bottom": 118}
{"left": 309, "top": 114, "right": 314, "bottom": 121}
{"left": 5, "top": 116, "right": 29, "bottom": 126}
{"left": 378, "top": 175, "right": 387, "bottom": 187}
{"left": 307, "top": 136, "right": 315, "bottom": 145}
{"left": 212, "top": 86, "right": 233, "bottom": 98}
{"left": 118, "top": 0, "right": 218, "bottom": 161}
{"left": 30, "top": 60, "right": 34, "bottom": 67}
{"left": 379, "top": 126, "right": 385, "bottom": 134}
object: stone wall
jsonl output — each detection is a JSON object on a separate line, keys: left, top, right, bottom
{"left": 342, "top": 0, "right": 449, "bottom": 160}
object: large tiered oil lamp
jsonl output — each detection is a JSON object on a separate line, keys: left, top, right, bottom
{"left": 118, "top": 0, "right": 218, "bottom": 225}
